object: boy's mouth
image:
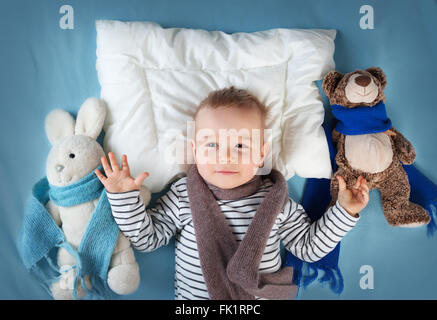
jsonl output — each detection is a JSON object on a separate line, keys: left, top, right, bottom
{"left": 215, "top": 170, "right": 238, "bottom": 175}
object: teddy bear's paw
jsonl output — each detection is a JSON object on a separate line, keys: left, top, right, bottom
{"left": 397, "top": 215, "right": 431, "bottom": 228}
{"left": 398, "top": 221, "right": 428, "bottom": 228}
{"left": 107, "top": 262, "right": 140, "bottom": 295}
{"left": 386, "top": 203, "right": 431, "bottom": 228}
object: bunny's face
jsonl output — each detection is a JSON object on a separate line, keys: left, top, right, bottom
{"left": 46, "top": 135, "right": 105, "bottom": 186}
{"left": 44, "top": 98, "right": 108, "bottom": 187}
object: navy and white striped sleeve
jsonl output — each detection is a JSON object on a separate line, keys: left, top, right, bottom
{"left": 278, "top": 199, "right": 360, "bottom": 263}
{"left": 106, "top": 183, "right": 181, "bottom": 253}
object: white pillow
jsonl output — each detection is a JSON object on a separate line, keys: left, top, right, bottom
{"left": 96, "top": 20, "right": 336, "bottom": 193}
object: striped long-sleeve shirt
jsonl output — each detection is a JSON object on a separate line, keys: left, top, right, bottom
{"left": 106, "top": 176, "right": 359, "bottom": 300}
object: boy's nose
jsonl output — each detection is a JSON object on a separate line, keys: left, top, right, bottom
{"left": 218, "top": 148, "right": 236, "bottom": 164}
{"left": 218, "top": 149, "right": 230, "bottom": 164}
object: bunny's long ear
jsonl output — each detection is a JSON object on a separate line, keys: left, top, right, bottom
{"left": 45, "top": 109, "right": 75, "bottom": 146}
{"left": 75, "top": 98, "right": 107, "bottom": 140}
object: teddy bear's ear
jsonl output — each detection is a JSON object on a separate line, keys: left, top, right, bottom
{"left": 322, "top": 70, "right": 343, "bottom": 98}
{"left": 75, "top": 98, "right": 107, "bottom": 140}
{"left": 45, "top": 109, "right": 75, "bottom": 146}
{"left": 366, "top": 67, "right": 387, "bottom": 90}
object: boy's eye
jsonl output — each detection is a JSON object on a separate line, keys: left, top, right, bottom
{"left": 206, "top": 143, "right": 247, "bottom": 149}
{"left": 236, "top": 143, "right": 250, "bottom": 150}
{"left": 206, "top": 143, "right": 218, "bottom": 148}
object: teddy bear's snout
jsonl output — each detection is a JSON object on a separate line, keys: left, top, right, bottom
{"left": 355, "top": 75, "right": 371, "bottom": 87}
{"left": 55, "top": 164, "right": 65, "bottom": 172}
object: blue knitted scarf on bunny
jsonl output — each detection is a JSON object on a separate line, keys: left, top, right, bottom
{"left": 284, "top": 121, "right": 437, "bottom": 295}
{"left": 17, "top": 165, "right": 120, "bottom": 299}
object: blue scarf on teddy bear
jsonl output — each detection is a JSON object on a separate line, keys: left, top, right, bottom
{"left": 284, "top": 103, "right": 437, "bottom": 295}
{"left": 331, "top": 101, "right": 392, "bottom": 135}
{"left": 17, "top": 165, "right": 120, "bottom": 299}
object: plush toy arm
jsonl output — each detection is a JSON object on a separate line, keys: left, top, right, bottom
{"left": 45, "top": 199, "right": 62, "bottom": 226}
{"left": 390, "top": 127, "right": 416, "bottom": 164}
{"left": 332, "top": 128, "right": 341, "bottom": 144}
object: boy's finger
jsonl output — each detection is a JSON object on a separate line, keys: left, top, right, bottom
{"left": 94, "top": 169, "right": 107, "bottom": 182}
{"left": 121, "top": 154, "right": 130, "bottom": 172}
{"left": 362, "top": 189, "right": 370, "bottom": 203}
{"left": 361, "top": 180, "right": 369, "bottom": 193}
{"left": 336, "top": 175, "right": 347, "bottom": 192}
{"left": 101, "top": 156, "right": 113, "bottom": 176}
{"left": 358, "top": 176, "right": 369, "bottom": 192}
{"left": 356, "top": 191, "right": 364, "bottom": 204}
{"left": 108, "top": 152, "right": 120, "bottom": 171}
{"left": 134, "top": 172, "right": 149, "bottom": 187}
{"left": 353, "top": 176, "right": 361, "bottom": 189}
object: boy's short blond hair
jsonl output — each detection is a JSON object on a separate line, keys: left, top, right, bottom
{"left": 194, "top": 86, "right": 268, "bottom": 128}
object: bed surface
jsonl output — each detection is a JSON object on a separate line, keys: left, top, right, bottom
{"left": 1, "top": 0, "right": 437, "bottom": 299}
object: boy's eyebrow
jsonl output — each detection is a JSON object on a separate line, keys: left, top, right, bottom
{"left": 198, "top": 134, "right": 214, "bottom": 142}
{"left": 199, "top": 134, "right": 252, "bottom": 142}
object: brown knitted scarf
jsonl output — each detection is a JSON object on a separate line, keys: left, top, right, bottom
{"left": 186, "top": 164, "right": 298, "bottom": 300}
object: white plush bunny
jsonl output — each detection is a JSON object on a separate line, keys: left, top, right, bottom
{"left": 44, "top": 97, "right": 150, "bottom": 299}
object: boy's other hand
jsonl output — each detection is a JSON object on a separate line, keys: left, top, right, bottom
{"left": 336, "top": 175, "right": 369, "bottom": 217}
{"left": 94, "top": 152, "right": 149, "bottom": 193}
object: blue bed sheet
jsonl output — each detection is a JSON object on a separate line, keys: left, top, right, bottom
{"left": 1, "top": 0, "right": 436, "bottom": 299}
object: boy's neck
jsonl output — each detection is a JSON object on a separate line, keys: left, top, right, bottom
{"left": 204, "top": 173, "right": 262, "bottom": 200}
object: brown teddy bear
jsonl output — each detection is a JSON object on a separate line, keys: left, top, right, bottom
{"left": 322, "top": 67, "right": 430, "bottom": 227}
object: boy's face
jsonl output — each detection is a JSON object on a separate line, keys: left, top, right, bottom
{"left": 190, "top": 106, "right": 269, "bottom": 189}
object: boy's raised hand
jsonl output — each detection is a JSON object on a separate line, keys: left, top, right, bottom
{"left": 94, "top": 152, "right": 149, "bottom": 193}
{"left": 336, "top": 175, "right": 370, "bottom": 217}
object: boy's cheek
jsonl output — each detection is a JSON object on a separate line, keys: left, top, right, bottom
{"left": 195, "top": 147, "right": 216, "bottom": 164}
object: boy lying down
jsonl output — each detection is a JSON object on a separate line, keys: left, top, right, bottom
{"left": 95, "top": 86, "right": 369, "bottom": 300}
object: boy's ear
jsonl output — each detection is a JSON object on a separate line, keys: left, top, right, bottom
{"left": 258, "top": 141, "right": 270, "bottom": 167}
{"left": 322, "top": 70, "right": 343, "bottom": 98}
{"left": 262, "top": 141, "right": 270, "bottom": 159}
{"left": 190, "top": 138, "right": 196, "bottom": 156}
